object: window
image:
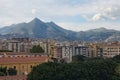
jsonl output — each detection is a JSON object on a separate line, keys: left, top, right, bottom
{"left": 14, "top": 66, "right": 16, "bottom": 69}
{"left": 30, "top": 65, "right": 33, "bottom": 68}
{"left": 22, "top": 66, "right": 24, "bottom": 69}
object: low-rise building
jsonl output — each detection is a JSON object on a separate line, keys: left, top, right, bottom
{"left": 0, "top": 55, "right": 48, "bottom": 75}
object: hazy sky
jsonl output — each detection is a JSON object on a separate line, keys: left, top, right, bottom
{"left": 0, "top": 0, "right": 120, "bottom": 31}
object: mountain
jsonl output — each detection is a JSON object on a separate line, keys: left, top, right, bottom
{"left": 0, "top": 18, "right": 77, "bottom": 41}
{"left": 76, "top": 28, "right": 120, "bottom": 41}
{"left": 0, "top": 18, "right": 120, "bottom": 41}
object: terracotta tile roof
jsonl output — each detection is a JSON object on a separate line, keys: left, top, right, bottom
{"left": 0, "top": 52, "right": 47, "bottom": 55}
{"left": 0, "top": 75, "right": 27, "bottom": 80}
{"left": 0, "top": 56, "right": 48, "bottom": 64}
{"left": 0, "top": 52, "right": 28, "bottom": 55}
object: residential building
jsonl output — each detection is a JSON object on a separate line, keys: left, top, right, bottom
{"left": 74, "top": 45, "right": 89, "bottom": 57}
{"left": 88, "top": 44, "right": 103, "bottom": 57}
{"left": 102, "top": 44, "right": 120, "bottom": 58}
{"left": 61, "top": 45, "right": 73, "bottom": 63}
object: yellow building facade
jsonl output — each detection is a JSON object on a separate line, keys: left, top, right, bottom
{"left": 0, "top": 56, "right": 48, "bottom": 75}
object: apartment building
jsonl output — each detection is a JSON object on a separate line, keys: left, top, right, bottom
{"left": 88, "top": 44, "right": 103, "bottom": 57}
{"left": 102, "top": 44, "right": 120, "bottom": 58}
{"left": 74, "top": 45, "right": 89, "bottom": 57}
{"left": 62, "top": 46, "right": 73, "bottom": 62}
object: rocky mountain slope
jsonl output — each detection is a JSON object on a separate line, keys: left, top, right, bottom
{"left": 0, "top": 18, "right": 119, "bottom": 41}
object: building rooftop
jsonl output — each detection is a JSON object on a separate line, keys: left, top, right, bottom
{"left": 0, "top": 75, "right": 27, "bottom": 80}
{"left": 0, "top": 56, "right": 48, "bottom": 64}
{"left": 0, "top": 52, "right": 48, "bottom": 56}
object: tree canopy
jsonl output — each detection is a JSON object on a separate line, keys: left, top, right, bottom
{"left": 0, "top": 67, "right": 7, "bottom": 76}
{"left": 27, "top": 57, "right": 120, "bottom": 80}
{"left": 72, "top": 55, "right": 87, "bottom": 62}
{"left": 30, "top": 45, "right": 44, "bottom": 53}
{"left": 112, "top": 55, "right": 120, "bottom": 63}
{"left": 7, "top": 68, "right": 17, "bottom": 76}
{"left": 0, "top": 67, "right": 17, "bottom": 76}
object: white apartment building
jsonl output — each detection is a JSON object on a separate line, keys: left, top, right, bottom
{"left": 61, "top": 46, "right": 73, "bottom": 63}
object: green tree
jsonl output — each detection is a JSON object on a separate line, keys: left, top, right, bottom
{"left": 112, "top": 55, "right": 120, "bottom": 63}
{"left": 84, "top": 59, "right": 118, "bottom": 80}
{"left": 0, "top": 50, "right": 13, "bottom": 52}
{"left": 7, "top": 68, "right": 17, "bottom": 76}
{"left": 0, "top": 72, "right": 5, "bottom": 76}
{"left": 72, "top": 55, "right": 87, "bottom": 62}
{"left": 27, "top": 59, "right": 119, "bottom": 80}
{"left": 0, "top": 67, "right": 7, "bottom": 76}
{"left": 30, "top": 45, "right": 44, "bottom": 53}
{"left": 51, "top": 57, "right": 58, "bottom": 63}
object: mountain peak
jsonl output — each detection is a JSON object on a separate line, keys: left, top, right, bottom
{"left": 33, "top": 17, "right": 40, "bottom": 21}
{"left": 49, "top": 21, "right": 55, "bottom": 24}
{"left": 31, "top": 18, "right": 44, "bottom": 23}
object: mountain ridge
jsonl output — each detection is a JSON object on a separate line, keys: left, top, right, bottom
{"left": 0, "top": 18, "right": 119, "bottom": 41}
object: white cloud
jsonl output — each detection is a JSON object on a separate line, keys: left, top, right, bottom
{"left": 0, "top": 0, "right": 120, "bottom": 31}
{"left": 92, "top": 4, "right": 120, "bottom": 21}
{"left": 31, "top": 9, "right": 37, "bottom": 14}
{"left": 92, "top": 13, "right": 103, "bottom": 21}
{"left": 4, "top": 21, "right": 14, "bottom": 26}
{"left": 58, "top": 22, "right": 120, "bottom": 31}
{"left": 57, "top": 22, "right": 81, "bottom": 31}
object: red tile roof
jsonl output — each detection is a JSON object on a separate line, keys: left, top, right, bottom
{"left": 0, "top": 52, "right": 47, "bottom": 55}
{"left": 0, "top": 52, "right": 28, "bottom": 55}
{"left": 0, "top": 56, "right": 48, "bottom": 64}
{"left": 0, "top": 75, "right": 27, "bottom": 80}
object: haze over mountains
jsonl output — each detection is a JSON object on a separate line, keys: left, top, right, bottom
{"left": 0, "top": 18, "right": 120, "bottom": 41}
